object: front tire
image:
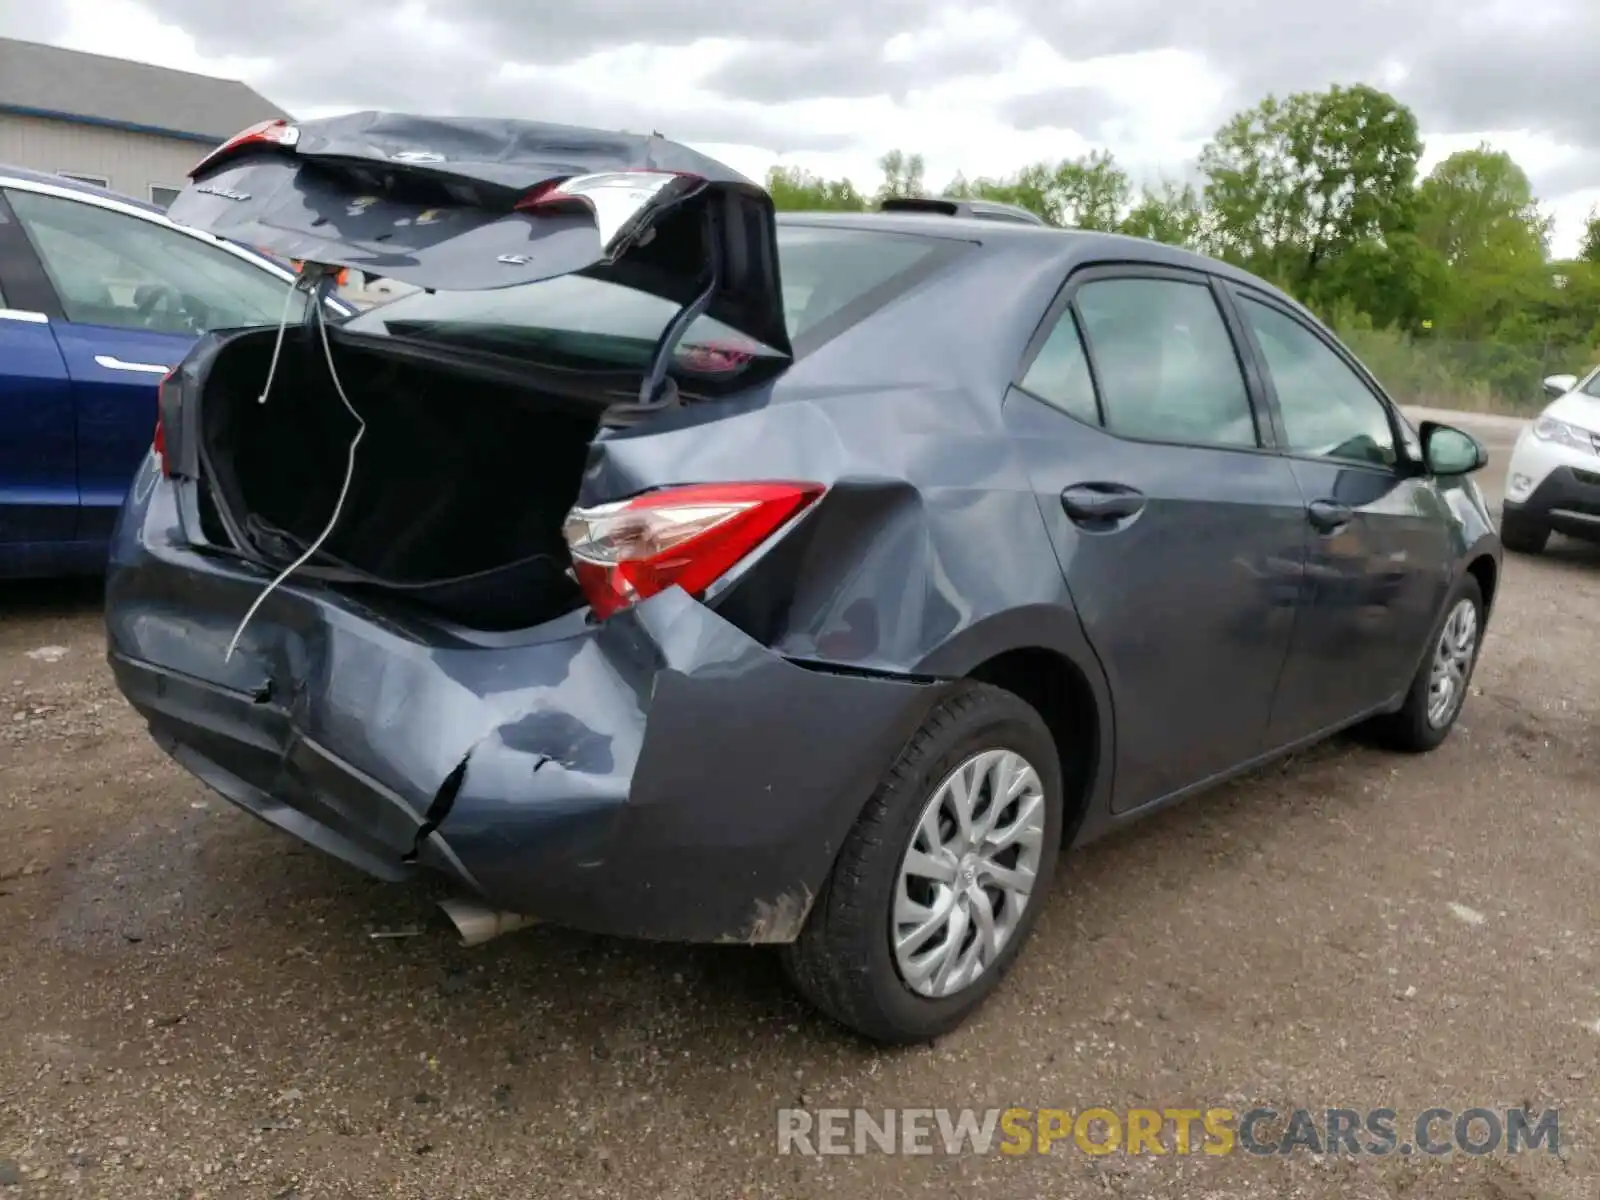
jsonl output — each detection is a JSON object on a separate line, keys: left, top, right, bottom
{"left": 782, "top": 682, "right": 1063, "bottom": 1043}
{"left": 1499, "top": 509, "right": 1549, "bottom": 555}
{"left": 1367, "top": 574, "right": 1484, "bottom": 753}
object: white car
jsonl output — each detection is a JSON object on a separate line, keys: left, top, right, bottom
{"left": 1501, "top": 366, "right": 1600, "bottom": 554}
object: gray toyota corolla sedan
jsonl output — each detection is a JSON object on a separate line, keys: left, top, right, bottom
{"left": 105, "top": 112, "right": 1501, "bottom": 1043}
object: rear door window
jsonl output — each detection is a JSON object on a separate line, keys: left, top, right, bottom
{"left": 1018, "top": 308, "right": 1099, "bottom": 425}
{"left": 342, "top": 224, "right": 957, "bottom": 372}
{"left": 1073, "top": 277, "right": 1259, "bottom": 449}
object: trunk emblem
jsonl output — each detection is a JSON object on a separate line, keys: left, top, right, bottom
{"left": 195, "top": 184, "right": 250, "bottom": 201}
{"left": 391, "top": 150, "right": 445, "bottom": 164}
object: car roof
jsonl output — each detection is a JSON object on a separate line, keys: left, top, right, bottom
{"left": 0, "top": 162, "right": 166, "bottom": 213}
{"left": 775, "top": 209, "right": 1301, "bottom": 310}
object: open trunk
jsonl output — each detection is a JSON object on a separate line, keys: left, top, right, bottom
{"left": 198, "top": 328, "right": 599, "bottom": 630}
{"left": 162, "top": 110, "right": 798, "bottom": 631}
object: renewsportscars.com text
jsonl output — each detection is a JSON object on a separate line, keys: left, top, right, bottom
{"left": 776, "top": 1106, "right": 1560, "bottom": 1158}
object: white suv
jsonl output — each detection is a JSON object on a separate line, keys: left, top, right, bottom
{"left": 1501, "top": 366, "right": 1600, "bottom": 554}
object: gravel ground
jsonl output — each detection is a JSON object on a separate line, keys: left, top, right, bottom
{"left": 3, "top": 424, "right": 1597, "bottom": 1199}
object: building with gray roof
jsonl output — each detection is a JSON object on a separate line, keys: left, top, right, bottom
{"left": 0, "top": 37, "right": 286, "bottom": 208}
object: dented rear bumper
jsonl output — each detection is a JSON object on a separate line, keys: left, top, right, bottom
{"left": 105, "top": 460, "right": 940, "bottom": 943}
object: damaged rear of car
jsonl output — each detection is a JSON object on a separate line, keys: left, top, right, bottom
{"left": 107, "top": 113, "right": 1066, "bottom": 1042}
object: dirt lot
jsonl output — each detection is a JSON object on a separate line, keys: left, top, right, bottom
{"left": 3, "top": 484, "right": 1598, "bottom": 1197}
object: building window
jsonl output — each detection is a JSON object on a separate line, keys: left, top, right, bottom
{"left": 56, "top": 171, "right": 109, "bottom": 188}
{"left": 149, "top": 185, "right": 181, "bottom": 209}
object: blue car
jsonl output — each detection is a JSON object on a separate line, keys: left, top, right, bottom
{"left": 0, "top": 166, "right": 351, "bottom": 577}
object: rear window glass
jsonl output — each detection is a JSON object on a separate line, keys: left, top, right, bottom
{"left": 341, "top": 225, "right": 949, "bottom": 373}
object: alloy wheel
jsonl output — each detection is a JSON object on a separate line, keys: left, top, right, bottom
{"left": 1427, "top": 597, "right": 1479, "bottom": 728}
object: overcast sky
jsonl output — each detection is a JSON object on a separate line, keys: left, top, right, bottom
{"left": 4, "top": 0, "right": 1597, "bottom": 254}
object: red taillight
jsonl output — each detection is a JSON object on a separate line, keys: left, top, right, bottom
{"left": 153, "top": 415, "right": 168, "bottom": 476}
{"left": 563, "top": 482, "right": 823, "bottom": 620}
{"left": 153, "top": 368, "right": 178, "bottom": 477}
{"left": 513, "top": 178, "right": 566, "bottom": 211}
{"left": 190, "top": 118, "right": 299, "bottom": 178}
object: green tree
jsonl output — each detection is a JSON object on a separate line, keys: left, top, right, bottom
{"left": 1049, "top": 151, "right": 1129, "bottom": 230}
{"left": 943, "top": 171, "right": 975, "bottom": 198}
{"left": 1119, "top": 181, "right": 1204, "bottom": 247}
{"left": 1413, "top": 147, "right": 1552, "bottom": 339}
{"left": 941, "top": 152, "right": 1130, "bottom": 229}
{"left": 1416, "top": 146, "right": 1549, "bottom": 271}
{"left": 750, "top": 81, "right": 1598, "bottom": 415}
{"left": 764, "top": 166, "right": 868, "bottom": 212}
{"left": 1313, "top": 231, "right": 1449, "bottom": 333}
{"left": 1199, "top": 83, "right": 1423, "bottom": 317}
{"left": 876, "top": 150, "right": 926, "bottom": 202}
{"left": 1580, "top": 207, "right": 1600, "bottom": 264}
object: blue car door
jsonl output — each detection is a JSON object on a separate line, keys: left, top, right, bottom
{"left": 0, "top": 192, "right": 78, "bottom": 560}
{"left": 0, "top": 310, "right": 76, "bottom": 550}
{"left": 47, "top": 321, "right": 189, "bottom": 541}
{"left": 2, "top": 184, "right": 305, "bottom": 547}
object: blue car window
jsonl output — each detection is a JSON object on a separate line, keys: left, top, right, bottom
{"left": 6, "top": 188, "right": 302, "bottom": 336}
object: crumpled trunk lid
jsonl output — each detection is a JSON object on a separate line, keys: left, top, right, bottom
{"left": 168, "top": 110, "right": 792, "bottom": 357}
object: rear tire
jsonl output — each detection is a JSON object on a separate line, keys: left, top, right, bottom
{"left": 781, "top": 682, "right": 1063, "bottom": 1044}
{"left": 1499, "top": 509, "right": 1549, "bottom": 555}
{"left": 1366, "top": 574, "right": 1484, "bottom": 754}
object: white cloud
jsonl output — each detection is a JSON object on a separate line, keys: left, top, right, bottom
{"left": 41, "top": 0, "right": 269, "bottom": 81}
{"left": 11, "top": 0, "right": 1598, "bottom": 255}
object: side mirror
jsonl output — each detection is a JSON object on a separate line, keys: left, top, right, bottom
{"left": 1543, "top": 373, "right": 1577, "bottom": 399}
{"left": 1420, "top": 421, "right": 1488, "bottom": 477}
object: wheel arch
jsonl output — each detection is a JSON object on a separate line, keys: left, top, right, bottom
{"left": 1464, "top": 550, "right": 1498, "bottom": 618}
{"left": 913, "top": 605, "right": 1114, "bottom": 844}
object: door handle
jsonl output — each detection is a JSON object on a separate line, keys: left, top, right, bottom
{"left": 1061, "top": 483, "right": 1146, "bottom": 524}
{"left": 94, "top": 355, "right": 172, "bottom": 375}
{"left": 1307, "top": 499, "right": 1354, "bottom": 533}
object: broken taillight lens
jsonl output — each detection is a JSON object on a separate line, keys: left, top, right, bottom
{"left": 563, "top": 482, "right": 824, "bottom": 620}
{"left": 515, "top": 170, "right": 703, "bottom": 252}
{"left": 190, "top": 118, "right": 300, "bottom": 178}
{"left": 513, "top": 169, "right": 700, "bottom": 212}
{"left": 674, "top": 340, "right": 757, "bottom": 374}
